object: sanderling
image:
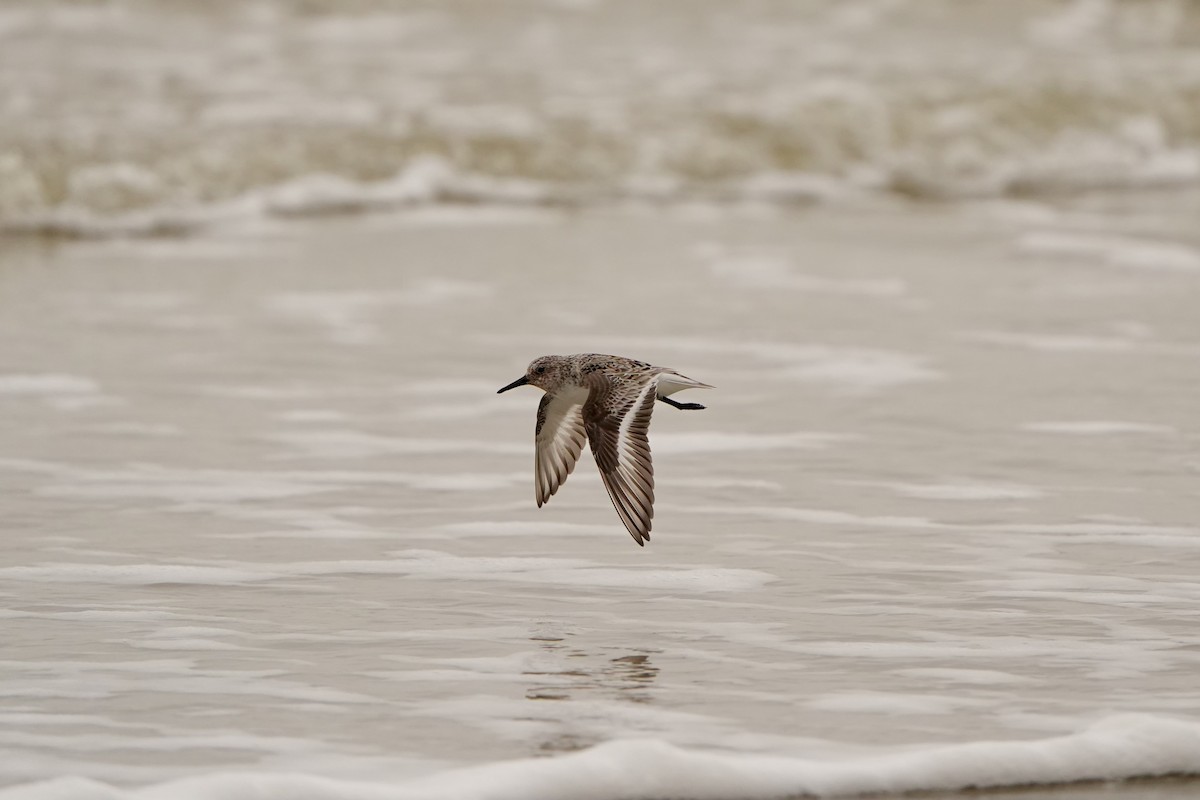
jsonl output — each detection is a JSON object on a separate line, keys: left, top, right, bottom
{"left": 497, "top": 354, "right": 712, "bottom": 546}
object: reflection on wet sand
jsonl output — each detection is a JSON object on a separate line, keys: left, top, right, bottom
{"left": 525, "top": 631, "right": 661, "bottom": 752}
{"left": 525, "top": 633, "right": 659, "bottom": 703}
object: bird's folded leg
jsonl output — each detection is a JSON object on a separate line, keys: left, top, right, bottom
{"left": 658, "top": 396, "right": 705, "bottom": 410}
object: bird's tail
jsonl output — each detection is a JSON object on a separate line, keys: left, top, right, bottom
{"left": 656, "top": 371, "right": 713, "bottom": 397}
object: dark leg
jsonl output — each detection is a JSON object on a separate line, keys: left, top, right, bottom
{"left": 658, "top": 395, "right": 706, "bottom": 410}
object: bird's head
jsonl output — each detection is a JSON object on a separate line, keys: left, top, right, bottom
{"left": 497, "top": 355, "right": 571, "bottom": 394}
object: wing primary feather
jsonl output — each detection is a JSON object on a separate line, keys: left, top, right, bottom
{"left": 585, "top": 377, "right": 658, "bottom": 545}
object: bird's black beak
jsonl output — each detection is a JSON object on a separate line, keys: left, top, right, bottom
{"left": 497, "top": 375, "right": 529, "bottom": 394}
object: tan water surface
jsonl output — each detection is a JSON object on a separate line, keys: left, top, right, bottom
{"left": 2, "top": 196, "right": 1199, "bottom": 796}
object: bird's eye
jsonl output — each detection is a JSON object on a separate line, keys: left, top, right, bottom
{"left": 535, "top": 366, "right": 546, "bottom": 375}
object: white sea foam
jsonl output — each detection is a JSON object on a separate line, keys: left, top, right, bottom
{"left": 964, "top": 330, "right": 1136, "bottom": 353}
{"left": 2, "top": 714, "right": 1197, "bottom": 799}
{"left": 36, "top": 478, "right": 335, "bottom": 503}
{"left": 435, "top": 521, "right": 621, "bottom": 538}
{"left": 963, "top": 329, "right": 1200, "bottom": 357}
{"left": 193, "top": 505, "right": 388, "bottom": 541}
{"left": 0, "top": 375, "right": 99, "bottom": 395}
{"left": 671, "top": 477, "right": 782, "bottom": 491}
{"left": 0, "top": 564, "right": 280, "bottom": 586}
{"left": 125, "top": 638, "right": 248, "bottom": 652}
{"left": 1020, "top": 420, "right": 1177, "bottom": 435}
{"left": 732, "top": 172, "right": 853, "bottom": 204}
{"left": 675, "top": 504, "right": 941, "bottom": 531}
{"left": 1017, "top": 231, "right": 1200, "bottom": 272}
{"left": 200, "top": 385, "right": 328, "bottom": 401}
{"left": 707, "top": 255, "right": 906, "bottom": 297}
{"left": 0, "top": 609, "right": 182, "bottom": 622}
{"left": 266, "top": 283, "right": 490, "bottom": 344}
{"left": 970, "top": 520, "right": 1200, "bottom": 549}
{"left": 777, "top": 350, "right": 940, "bottom": 390}
{"left": 0, "top": 657, "right": 375, "bottom": 705}
{"left": 892, "top": 667, "right": 1035, "bottom": 686}
{"left": 34, "top": 464, "right": 524, "bottom": 504}
{"left": 276, "top": 410, "right": 349, "bottom": 423}
{"left": 87, "top": 422, "right": 181, "bottom": 437}
{"left": 652, "top": 431, "right": 854, "bottom": 454}
{"left": 267, "top": 430, "right": 525, "bottom": 459}
{"left": 856, "top": 479, "right": 1045, "bottom": 501}
{"left": 805, "top": 691, "right": 992, "bottom": 715}
{"left": 0, "top": 553, "right": 772, "bottom": 593}
{"left": 0, "top": 374, "right": 119, "bottom": 411}
{"left": 404, "top": 400, "right": 526, "bottom": 421}
{"left": 260, "top": 553, "right": 776, "bottom": 594}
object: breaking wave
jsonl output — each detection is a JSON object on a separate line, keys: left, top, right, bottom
{"left": 3, "top": 0, "right": 1200, "bottom": 236}
{"left": 2, "top": 714, "right": 1198, "bottom": 799}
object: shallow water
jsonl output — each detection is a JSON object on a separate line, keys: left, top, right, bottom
{"left": 1, "top": 194, "right": 1199, "bottom": 796}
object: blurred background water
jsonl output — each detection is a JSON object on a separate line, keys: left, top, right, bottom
{"left": 2, "top": 0, "right": 1200, "bottom": 234}
{"left": 1, "top": 2, "right": 1200, "bottom": 798}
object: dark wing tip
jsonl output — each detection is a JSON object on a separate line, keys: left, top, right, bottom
{"left": 623, "top": 505, "right": 652, "bottom": 546}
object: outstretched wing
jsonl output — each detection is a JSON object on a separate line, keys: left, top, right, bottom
{"left": 584, "top": 378, "right": 657, "bottom": 546}
{"left": 535, "top": 393, "right": 588, "bottom": 507}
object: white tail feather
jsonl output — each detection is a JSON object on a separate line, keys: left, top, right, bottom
{"left": 655, "top": 372, "right": 714, "bottom": 397}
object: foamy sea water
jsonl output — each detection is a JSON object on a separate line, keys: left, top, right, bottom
{"left": 3, "top": 0, "right": 1200, "bottom": 236}
{"left": 3, "top": 2, "right": 1200, "bottom": 798}
{"left": 2, "top": 200, "right": 1199, "bottom": 797}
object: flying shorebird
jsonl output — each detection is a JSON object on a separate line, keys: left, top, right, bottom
{"left": 497, "top": 353, "right": 712, "bottom": 546}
